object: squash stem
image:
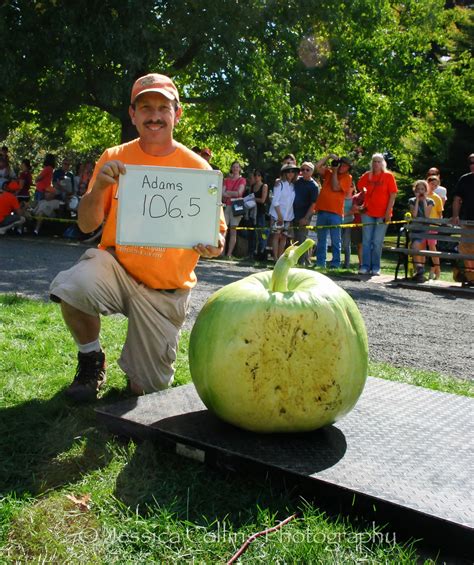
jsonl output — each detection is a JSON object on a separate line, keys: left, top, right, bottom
{"left": 270, "top": 239, "right": 315, "bottom": 292}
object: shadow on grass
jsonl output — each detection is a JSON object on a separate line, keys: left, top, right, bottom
{"left": 0, "top": 387, "right": 132, "bottom": 496}
{"left": 112, "top": 438, "right": 302, "bottom": 528}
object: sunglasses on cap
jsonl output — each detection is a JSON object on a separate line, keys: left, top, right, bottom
{"left": 300, "top": 168, "right": 312, "bottom": 172}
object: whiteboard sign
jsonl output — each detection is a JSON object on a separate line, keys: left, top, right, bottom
{"left": 117, "top": 165, "right": 223, "bottom": 248}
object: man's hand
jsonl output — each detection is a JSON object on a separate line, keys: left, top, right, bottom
{"left": 78, "top": 160, "right": 126, "bottom": 233}
{"left": 193, "top": 233, "right": 225, "bottom": 258}
{"left": 93, "top": 160, "right": 126, "bottom": 192}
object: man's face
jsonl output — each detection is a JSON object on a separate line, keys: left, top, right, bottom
{"left": 62, "top": 160, "right": 70, "bottom": 172}
{"left": 339, "top": 162, "right": 350, "bottom": 174}
{"left": 129, "top": 92, "right": 181, "bottom": 146}
{"left": 372, "top": 158, "right": 383, "bottom": 172}
{"left": 300, "top": 166, "right": 313, "bottom": 180}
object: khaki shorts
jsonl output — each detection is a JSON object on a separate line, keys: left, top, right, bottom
{"left": 271, "top": 218, "right": 292, "bottom": 237}
{"left": 50, "top": 248, "right": 191, "bottom": 393}
{"left": 224, "top": 204, "right": 243, "bottom": 227}
{"left": 459, "top": 225, "right": 474, "bottom": 282}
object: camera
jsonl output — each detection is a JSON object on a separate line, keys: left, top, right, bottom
{"left": 331, "top": 159, "right": 341, "bottom": 167}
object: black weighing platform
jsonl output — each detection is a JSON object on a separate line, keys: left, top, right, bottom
{"left": 96, "top": 377, "right": 474, "bottom": 555}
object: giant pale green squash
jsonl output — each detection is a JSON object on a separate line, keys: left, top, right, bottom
{"left": 189, "top": 240, "right": 368, "bottom": 433}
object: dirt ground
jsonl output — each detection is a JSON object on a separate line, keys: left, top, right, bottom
{"left": 1, "top": 236, "right": 472, "bottom": 381}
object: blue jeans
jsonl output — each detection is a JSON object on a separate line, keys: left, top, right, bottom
{"left": 255, "top": 212, "right": 268, "bottom": 255}
{"left": 315, "top": 211, "right": 343, "bottom": 268}
{"left": 361, "top": 214, "right": 388, "bottom": 272}
{"left": 342, "top": 226, "right": 352, "bottom": 268}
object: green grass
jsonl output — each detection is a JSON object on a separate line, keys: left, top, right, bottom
{"left": 369, "top": 361, "right": 473, "bottom": 397}
{"left": 1, "top": 294, "right": 470, "bottom": 563}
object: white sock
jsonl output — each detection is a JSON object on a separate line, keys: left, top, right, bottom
{"left": 77, "top": 339, "right": 101, "bottom": 354}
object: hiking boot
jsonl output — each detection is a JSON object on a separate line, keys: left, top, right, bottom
{"left": 65, "top": 351, "right": 106, "bottom": 402}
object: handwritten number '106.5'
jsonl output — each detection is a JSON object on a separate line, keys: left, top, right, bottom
{"left": 142, "top": 194, "right": 201, "bottom": 218}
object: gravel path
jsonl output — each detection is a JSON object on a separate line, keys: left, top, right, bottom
{"left": 1, "top": 236, "right": 472, "bottom": 381}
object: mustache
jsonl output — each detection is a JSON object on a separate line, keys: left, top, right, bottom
{"left": 144, "top": 119, "right": 166, "bottom": 127}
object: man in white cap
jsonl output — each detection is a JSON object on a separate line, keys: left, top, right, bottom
{"left": 50, "top": 73, "right": 226, "bottom": 402}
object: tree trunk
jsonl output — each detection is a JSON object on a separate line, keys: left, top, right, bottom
{"left": 121, "top": 118, "right": 138, "bottom": 143}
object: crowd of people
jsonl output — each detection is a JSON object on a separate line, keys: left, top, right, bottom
{"left": 193, "top": 149, "right": 472, "bottom": 282}
{"left": 1, "top": 140, "right": 472, "bottom": 284}
{"left": 0, "top": 146, "right": 94, "bottom": 236}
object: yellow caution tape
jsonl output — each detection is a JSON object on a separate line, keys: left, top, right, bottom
{"left": 29, "top": 215, "right": 78, "bottom": 224}
{"left": 234, "top": 219, "right": 408, "bottom": 231}
{"left": 27, "top": 216, "right": 409, "bottom": 231}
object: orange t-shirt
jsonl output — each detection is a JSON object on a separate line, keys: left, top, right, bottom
{"left": 357, "top": 171, "right": 398, "bottom": 218}
{"left": 0, "top": 191, "right": 20, "bottom": 222}
{"left": 314, "top": 169, "right": 352, "bottom": 216}
{"left": 88, "top": 139, "right": 227, "bottom": 290}
{"left": 35, "top": 166, "right": 53, "bottom": 192}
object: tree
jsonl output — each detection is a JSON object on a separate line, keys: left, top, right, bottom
{"left": 1, "top": 0, "right": 265, "bottom": 140}
{"left": 1, "top": 0, "right": 472, "bottom": 176}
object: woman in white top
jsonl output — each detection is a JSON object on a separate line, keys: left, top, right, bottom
{"left": 269, "top": 163, "right": 299, "bottom": 260}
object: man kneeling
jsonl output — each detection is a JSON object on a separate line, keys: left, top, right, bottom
{"left": 50, "top": 73, "right": 226, "bottom": 401}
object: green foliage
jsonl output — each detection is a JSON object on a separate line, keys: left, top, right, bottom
{"left": 174, "top": 105, "right": 247, "bottom": 173}
{"left": 1, "top": 120, "right": 53, "bottom": 172}
{"left": 0, "top": 0, "right": 472, "bottom": 176}
{"left": 1, "top": 106, "right": 121, "bottom": 172}
{"left": 65, "top": 106, "right": 121, "bottom": 160}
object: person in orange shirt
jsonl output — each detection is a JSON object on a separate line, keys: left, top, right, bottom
{"left": 0, "top": 183, "right": 26, "bottom": 235}
{"left": 357, "top": 153, "right": 398, "bottom": 276}
{"left": 50, "top": 73, "right": 227, "bottom": 402}
{"left": 314, "top": 154, "right": 353, "bottom": 268}
{"left": 34, "top": 153, "right": 56, "bottom": 201}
